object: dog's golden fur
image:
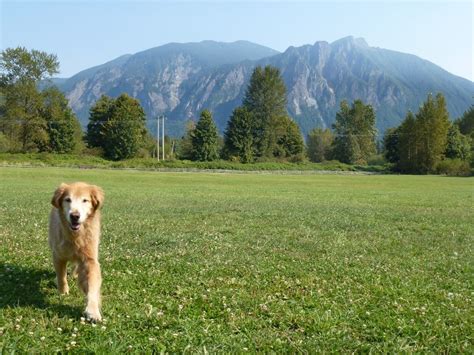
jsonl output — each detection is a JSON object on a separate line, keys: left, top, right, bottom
{"left": 49, "top": 182, "right": 104, "bottom": 322}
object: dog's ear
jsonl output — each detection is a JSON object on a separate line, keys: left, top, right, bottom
{"left": 90, "top": 185, "right": 104, "bottom": 210}
{"left": 51, "top": 183, "right": 68, "bottom": 208}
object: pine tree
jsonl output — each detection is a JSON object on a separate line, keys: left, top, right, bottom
{"left": 383, "top": 127, "right": 401, "bottom": 164}
{"left": 223, "top": 106, "right": 254, "bottom": 162}
{"left": 242, "top": 65, "right": 287, "bottom": 158}
{"left": 307, "top": 128, "right": 334, "bottom": 162}
{"left": 455, "top": 106, "right": 474, "bottom": 137}
{"left": 191, "top": 109, "right": 219, "bottom": 161}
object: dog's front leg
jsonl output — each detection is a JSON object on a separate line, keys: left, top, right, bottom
{"left": 78, "top": 259, "right": 102, "bottom": 322}
{"left": 53, "top": 257, "right": 69, "bottom": 295}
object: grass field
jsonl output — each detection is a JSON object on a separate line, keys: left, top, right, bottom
{"left": 0, "top": 167, "right": 472, "bottom": 352}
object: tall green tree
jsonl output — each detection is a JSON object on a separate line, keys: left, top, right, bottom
{"left": 0, "top": 47, "right": 59, "bottom": 85}
{"left": 413, "top": 93, "right": 450, "bottom": 173}
{"left": 223, "top": 106, "right": 254, "bottom": 162}
{"left": 331, "top": 100, "right": 377, "bottom": 164}
{"left": 0, "top": 47, "right": 59, "bottom": 152}
{"left": 86, "top": 94, "right": 148, "bottom": 160}
{"left": 397, "top": 94, "right": 451, "bottom": 173}
{"left": 191, "top": 109, "right": 219, "bottom": 161}
{"left": 102, "top": 94, "right": 147, "bottom": 160}
{"left": 242, "top": 65, "right": 287, "bottom": 158}
{"left": 383, "top": 127, "right": 401, "bottom": 164}
{"left": 42, "top": 87, "right": 82, "bottom": 153}
{"left": 307, "top": 128, "right": 334, "bottom": 162}
{"left": 397, "top": 111, "right": 418, "bottom": 172}
{"left": 275, "top": 116, "right": 305, "bottom": 159}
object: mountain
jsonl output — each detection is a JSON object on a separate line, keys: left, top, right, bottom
{"left": 56, "top": 38, "right": 474, "bottom": 137}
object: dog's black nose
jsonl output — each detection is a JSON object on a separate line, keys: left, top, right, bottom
{"left": 70, "top": 212, "right": 80, "bottom": 222}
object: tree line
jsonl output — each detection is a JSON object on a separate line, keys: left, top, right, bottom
{"left": 1, "top": 47, "right": 472, "bottom": 174}
{"left": 383, "top": 95, "right": 473, "bottom": 174}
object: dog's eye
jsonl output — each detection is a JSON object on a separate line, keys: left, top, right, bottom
{"left": 83, "top": 199, "right": 89, "bottom": 203}
{"left": 65, "top": 197, "right": 71, "bottom": 203}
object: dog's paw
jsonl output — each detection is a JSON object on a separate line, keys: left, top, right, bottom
{"left": 84, "top": 308, "right": 102, "bottom": 323}
{"left": 59, "top": 285, "right": 69, "bottom": 295}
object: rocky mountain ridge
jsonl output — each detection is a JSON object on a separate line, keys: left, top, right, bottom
{"left": 55, "top": 37, "right": 474, "bottom": 137}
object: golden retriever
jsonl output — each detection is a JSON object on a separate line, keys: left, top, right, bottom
{"left": 49, "top": 182, "right": 104, "bottom": 322}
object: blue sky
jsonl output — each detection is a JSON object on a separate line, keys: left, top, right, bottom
{"left": 1, "top": 1, "right": 472, "bottom": 80}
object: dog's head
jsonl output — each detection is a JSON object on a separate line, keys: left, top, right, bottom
{"left": 51, "top": 182, "right": 104, "bottom": 232}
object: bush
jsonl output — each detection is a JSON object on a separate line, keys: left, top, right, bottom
{"left": 436, "top": 159, "right": 471, "bottom": 176}
{"left": 288, "top": 152, "right": 307, "bottom": 163}
{"left": 82, "top": 146, "right": 104, "bottom": 157}
{"left": 367, "top": 154, "right": 386, "bottom": 166}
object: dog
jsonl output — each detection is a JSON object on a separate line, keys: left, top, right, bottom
{"left": 49, "top": 182, "right": 104, "bottom": 322}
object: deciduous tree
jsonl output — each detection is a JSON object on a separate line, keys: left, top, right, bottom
{"left": 86, "top": 94, "right": 148, "bottom": 160}
{"left": 0, "top": 47, "right": 59, "bottom": 152}
{"left": 331, "top": 100, "right": 377, "bottom": 164}
{"left": 307, "top": 128, "right": 334, "bottom": 162}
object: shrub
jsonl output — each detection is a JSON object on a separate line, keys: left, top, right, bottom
{"left": 436, "top": 159, "right": 471, "bottom": 176}
{"left": 367, "top": 154, "right": 386, "bottom": 166}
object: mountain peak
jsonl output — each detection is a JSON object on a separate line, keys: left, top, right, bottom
{"left": 132, "top": 40, "right": 279, "bottom": 67}
{"left": 332, "top": 36, "right": 369, "bottom": 47}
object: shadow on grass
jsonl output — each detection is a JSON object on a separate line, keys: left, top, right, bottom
{"left": 0, "top": 264, "right": 82, "bottom": 319}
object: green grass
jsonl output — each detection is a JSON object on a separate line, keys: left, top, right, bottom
{"left": 0, "top": 167, "right": 472, "bottom": 352}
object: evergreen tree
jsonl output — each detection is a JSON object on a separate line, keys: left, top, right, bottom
{"left": 383, "top": 127, "right": 401, "bottom": 164}
{"left": 242, "top": 66, "right": 287, "bottom": 158}
{"left": 191, "top": 109, "right": 219, "bottom": 161}
{"left": 331, "top": 100, "right": 377, "bottom": 164}
{"left": 455, "top": 106, "right": 474, "bottom": 137}
{"left": 223, "top": 106, "right": 254, "bottom": 162}
{"left": 307, "top": 128, "right": 334, "bottom": 162}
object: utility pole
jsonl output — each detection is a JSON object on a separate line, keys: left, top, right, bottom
{"left": 156, "top": 115, "right": 160, "bottom": 161}
{"left": 162, "top": 115, "right": 165, "bottom": 161}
